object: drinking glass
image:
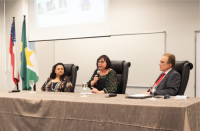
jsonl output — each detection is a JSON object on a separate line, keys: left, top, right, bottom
{"left": 149, "top": 82, "right": 157, "bottom": 100}
{"left": 80, "top": 81, "right": 87, "bottom": 97}
{"left": 29, "top": 80, "right": 35, "bottom": 93}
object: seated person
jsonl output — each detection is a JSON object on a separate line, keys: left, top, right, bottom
{"left": 87, "top": 55, "right": 118, "bottom": 94}
{"left": 142, "top": 53, "right": 181, "bottom": 96}
{"left": 41, "top": 62, "right": 73, "bottom": 92}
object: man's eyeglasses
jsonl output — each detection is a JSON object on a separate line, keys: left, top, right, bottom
{"left": 98, "top": 61, "right": 105, "bottom": 64}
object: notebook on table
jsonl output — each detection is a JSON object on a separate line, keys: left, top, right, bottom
{"left": 126, "top": 94, "right": 152, "bottom": 99}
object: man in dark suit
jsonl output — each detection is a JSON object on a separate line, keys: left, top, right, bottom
{"left": 143, "top": 53, "right": 181, "bottom": 96}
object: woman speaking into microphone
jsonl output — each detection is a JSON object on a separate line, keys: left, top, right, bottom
{"left": 87, "top": 55, "right": 118, "bottom": 94}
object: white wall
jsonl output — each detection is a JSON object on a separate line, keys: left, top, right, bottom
{"left": 35, "top": 41, "right": 55, "bottom": 90}
{"left": 0, "top": 1, "right": 5, "bottom": 90}
{"left": 0, "top": 0, "right": 199, "bottom": 96}
{"left": 196, "top": 32, "right": 200, "bottom": 97}
{"left": 162, "top": 1, "right": 199, "bottom": 97}
{"left": 110, "top": 0, "right": 164, "bottom": 34}
{"left": 55, "top": 33, "right": 165, "bottom": 87}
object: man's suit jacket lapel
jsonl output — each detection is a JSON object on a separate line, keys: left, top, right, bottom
{"left": 155, "top": 69, "right": 174, "bottom": 88}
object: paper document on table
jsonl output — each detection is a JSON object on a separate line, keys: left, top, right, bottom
{"left": 174, "top": 95, "right": 189, "bottom": 99}
{"left": 80, "top": 92, "right": 93, "bottom": 95}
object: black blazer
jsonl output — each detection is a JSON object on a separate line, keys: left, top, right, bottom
{"left": 153, "top": 69, "right": 181, "bottom": 96}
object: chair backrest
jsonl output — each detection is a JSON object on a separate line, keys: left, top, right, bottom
{"left": 173, "top": 61, "right": 193, "bottom": 95}
{"left": 111, "top": 60, "right": 131, "bottom": 94}
{"left": 64, "top": 64, "right": 79, "bottom": 92}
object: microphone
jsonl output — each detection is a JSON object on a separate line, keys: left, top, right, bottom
{"left": 96, "top": 70, "right": 100, "bottom": 86}
{"left": 97, "top": 70, "right": 100, "bottom": 77}
{"left": 105, "top": 93, "right": 117, "bottom": 98}
{"left": 164, "top": 95, "right": 170, "bottom": 99}
{"left": 104, "top": 88, "right": 117, "bottom": 98}
{"left": 8, "top": 90, "right": 20, "bottom": 93}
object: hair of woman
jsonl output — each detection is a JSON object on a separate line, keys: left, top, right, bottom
{"left": 96, "top": 55, "right": 111, "bottom": 69}
{"left": 50, "top": 62, "right": 68, "bottom": 81}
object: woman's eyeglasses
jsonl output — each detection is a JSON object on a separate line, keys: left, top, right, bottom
{"left": 98, "top": 61, "right": 105, "bottom": 64}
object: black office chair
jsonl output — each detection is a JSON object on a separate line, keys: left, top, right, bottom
{"left": 111, "top": 61, "right": 131, "bottom": 94}
{"left": 64, "top": 64, "right": 79, "bottom": 92}
{"left": 173, "top": 61, "right": 193, "bottom": 95}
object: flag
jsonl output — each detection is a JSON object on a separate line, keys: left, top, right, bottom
{"left": 9, "top": 21, "right": 20, "bottom": 88}
{"left": 20, "top": 18, "right": 27, "bottom": 90}
{"left": 20, "top": 18, "right": 39, "bottom": 90}
{"left": 26, "top": 41, "right": 39, "bottom": 90}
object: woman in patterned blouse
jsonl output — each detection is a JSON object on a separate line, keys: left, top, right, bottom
{"left": 41, "top": 63, "right": 73, "bottom": 92}
{"left": 87, "top": 55, "right": 118, "bottom": 93}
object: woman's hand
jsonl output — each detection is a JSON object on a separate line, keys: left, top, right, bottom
{"left": 91, "top": 87, "right": 99, "bottom": 93}
{"left": 93, "top": 75, "right": 99, "bottom": 82}
{"left": 90, "top": 75, "right": 99, "bottom": 86}
{"left": 97, "top": 90, "right": 105, "bottom": 94}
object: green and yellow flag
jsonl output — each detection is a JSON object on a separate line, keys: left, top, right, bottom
{"left": 20, "top": 17, "right": 39, "bottom": 90}
{"left": 20, "top": 18, "right": 27, "bottom": 90}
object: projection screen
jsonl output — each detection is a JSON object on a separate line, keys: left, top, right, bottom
{"left": 28, "top": 0, "right": 110, "bottom": 41}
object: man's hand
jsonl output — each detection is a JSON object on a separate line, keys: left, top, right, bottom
{"left": 142, "top": 92, "right": 150, "bottom": 95}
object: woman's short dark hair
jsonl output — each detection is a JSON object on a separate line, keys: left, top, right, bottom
{"left": 96, "top": 55, "right": 111, "bottom": 69}
{"left": 50, "top": 62, "right": 68, "bottom": 81}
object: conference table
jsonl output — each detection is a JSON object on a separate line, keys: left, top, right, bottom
{"left": 0, "top": 90, "right": 199, "bottom": 131}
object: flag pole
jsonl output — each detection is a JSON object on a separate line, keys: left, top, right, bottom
{"left": 34, "top": 84, "right": 36, "bottom": 91}
{"left": 13, "top": 17, "right": 15, "bottom": 27}
{"left": 23, "top": 15, "right": 26, "bottom": 30}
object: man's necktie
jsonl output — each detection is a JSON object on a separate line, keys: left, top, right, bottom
{"left": 155, "top": 73, "right": 165, "bottom": 86}
{"left": 150, "top": 73, "right": 165, "bottom": 92}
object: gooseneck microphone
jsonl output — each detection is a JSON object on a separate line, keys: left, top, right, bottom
{"left": 105, "top": 93, "right": 117, "bottom": 98}
{"left": 8, "top": 90, "right": 20, "bottom": 93}
{"left": 104, "top": 88, "right": 117, "bottom": 98}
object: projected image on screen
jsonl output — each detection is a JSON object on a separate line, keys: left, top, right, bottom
{"left": 35, "top": 0, "right": 107, "bottom": 28}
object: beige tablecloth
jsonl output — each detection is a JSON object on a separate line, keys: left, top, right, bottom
{"left": 0, "top": 90, "right": 199, "bottom": 131}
